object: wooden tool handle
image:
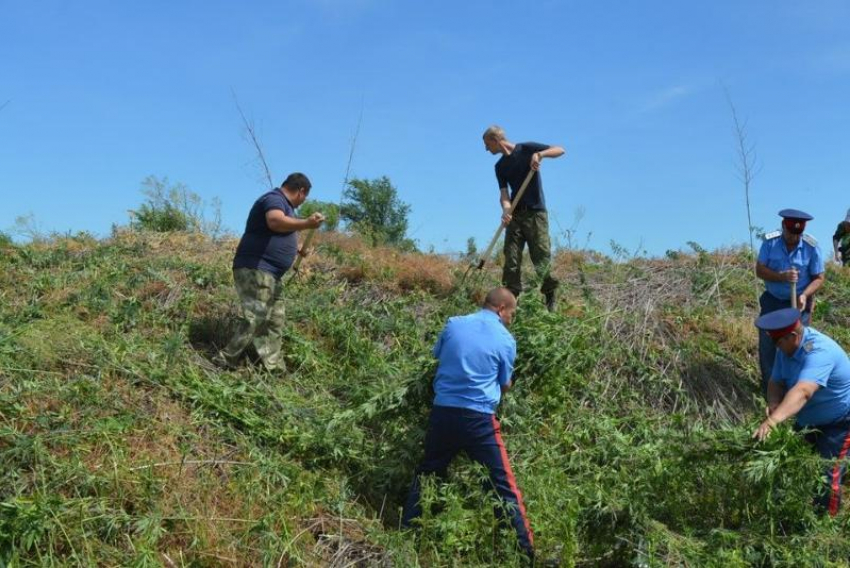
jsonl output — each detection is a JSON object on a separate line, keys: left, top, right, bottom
{"left": 476, "top": 168, "right": 537, "bottom": 268}
{"left": 290, "top": 229, "right": 317, "bottom": 275}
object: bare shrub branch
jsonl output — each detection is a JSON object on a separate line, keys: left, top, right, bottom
{"left": 232, "top": 90, "right": 275, "bottom": 189}
{"left": 724, "top": 87, "right": 762, "bottom": 257}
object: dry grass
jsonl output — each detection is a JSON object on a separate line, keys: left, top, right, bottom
{"left": 314, "top": 232, "right": 456, "bottom": 296}
{"left": 304, "top": 513, "right": 392, "bottom": 568}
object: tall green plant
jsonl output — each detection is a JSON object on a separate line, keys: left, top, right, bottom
{"left": 340, "top": 176, "right": 413, "bottom": 249}
{"left": 299, "top": 200, "right": 340, "bottom": 232}
{"left": 129, "top": 176, "right": 222, "bottom": 237}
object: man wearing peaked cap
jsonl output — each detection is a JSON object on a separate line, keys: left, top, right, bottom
{"left": 756, "top": 209, "right": 825, "bottom": 394}
{"left": 752, "top": 307, "right": 850, "bottom": 516}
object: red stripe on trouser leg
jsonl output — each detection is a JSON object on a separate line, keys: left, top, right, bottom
{"left": 491, "top": 416, "right": 534, "bottom": 545}
{"left": 829, "top": 430, "right": 850, "bottom": 516}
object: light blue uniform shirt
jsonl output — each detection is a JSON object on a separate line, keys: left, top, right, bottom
{"left": 757, "top": 232, "right": 824, "bottom": 301}
{"left": 432, "top": 309, "right": 516, "bottom": 415}
{"left": 772, "top": 327, "right": 850, "bottom": 427}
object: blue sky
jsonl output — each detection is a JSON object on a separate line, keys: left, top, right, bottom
{"left": 2, "top": 0, "right": 849, "bottom": 257}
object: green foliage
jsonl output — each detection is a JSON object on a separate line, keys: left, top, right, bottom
{"left": 4, "top": 235, "right": 850, "bottom": 565}
{"left": 340, "top": 176, "right": 414, "bottom": 249}
{"left": 610, "top": 238, "right": 645, "bottom": 261}
{"left": 299, "top": 199, "right": 340, "bottom": 232}
{"left": 10, "top": 213, "right": 44, "bottom": 242}
{"left": 465, "top": 236, "right": 478, "bottom": 260}
{"left": 128, "top": 176, "right": 222, "bottom": 236}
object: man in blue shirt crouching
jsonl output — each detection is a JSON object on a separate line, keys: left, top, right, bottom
{"left": 402, "top": 287, "right": 534, "bottom": 561}
{"left": 753, "top": 308, "right": 850, "bottom": 516}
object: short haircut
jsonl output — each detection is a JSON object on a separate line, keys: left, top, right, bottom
{"left": 282, "top": 172, "right": 312, "bottom": 194}
{"left": 483, "top": 125, "right": 506, "bottom": 141}
{"left": 483, "top": 287, "right": 516, "bottom": 309}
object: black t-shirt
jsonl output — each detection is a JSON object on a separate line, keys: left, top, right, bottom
{"left": 232, "top": 190, "right": 298, "bottom": 279}
{"left": 495, "top": 142, "right": 550, "bottom": 211}
{"left": 835, "top": 223, "right": 850, "bottom": 262}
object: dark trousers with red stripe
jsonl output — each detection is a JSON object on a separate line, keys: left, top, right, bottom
{"left": 802, "top": 419, "right": 850, "bottom": 516}
{"left": 402, "top": 405, "right": 534, "bottom": 559}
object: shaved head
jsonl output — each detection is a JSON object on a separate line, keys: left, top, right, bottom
{"left": 484, "top": 287, "right": 516, "bottom": 310}
{"left": 483, "top": 287, "right": 517, "bottom": 326}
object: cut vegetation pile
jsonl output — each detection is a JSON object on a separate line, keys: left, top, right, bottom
{"left": 3, "top": 230, "right": 850, "bottom": 566}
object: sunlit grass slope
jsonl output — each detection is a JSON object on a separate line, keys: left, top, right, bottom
{"left": 3, "top": 230, "right": 850, "bottom": 566}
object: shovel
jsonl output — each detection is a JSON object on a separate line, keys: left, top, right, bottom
{"left": 470, "top": 168, "right": 536, "bottom": 274}
{"left": 289, "top": 229, "right": 316, "bottom": 280}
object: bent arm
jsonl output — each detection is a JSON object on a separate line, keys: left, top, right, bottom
{"left": 497, "top": 341, "right": 516, "bottom": 394}
{"left": 802, "top": 272, "right": 825, "bottom": 299}
{"left": 499, "top": 187, "right": 511, "bottom": 210}
{"left": 756, "top": 262, "right": 787, "bottom": 282}
{"left": 769, "top": 381, "right": 819, "bottom": 425}
{"left": 265, "top": 210, "right": 316, "bottom": 233}
{"left": 754, "top": 380, "right": 818, "bottom": 440}
{"left": 538, "top": 145, "right": 565, "bottom": 160}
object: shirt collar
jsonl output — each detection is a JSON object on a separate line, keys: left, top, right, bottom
{"left": 782, "top": 234, "right": 804, "bottom": 254}
{"left": 479, "top": 309, "right": 502, "bottom": 323}
{"left": 280, "top": 190, "right": 295, "bottom": 210}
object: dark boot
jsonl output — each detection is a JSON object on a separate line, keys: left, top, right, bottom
{"left": 544, "top": 290, "right": 556, "bottom": 313}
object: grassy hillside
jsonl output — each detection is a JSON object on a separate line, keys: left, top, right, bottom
{"left": 2, "top": 230, "right": 850, "bottom": 566}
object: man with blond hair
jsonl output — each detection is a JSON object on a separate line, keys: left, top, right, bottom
{"left": 483, "top": 125, "right": 565, "bottom": 311}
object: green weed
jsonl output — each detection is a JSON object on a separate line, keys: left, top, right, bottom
{"left": 2, "top": 232, "right": 850, "bottom": 565}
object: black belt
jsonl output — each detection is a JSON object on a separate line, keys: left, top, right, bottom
{"left": 512, "top": 204, "right": 544, "bottom": 213}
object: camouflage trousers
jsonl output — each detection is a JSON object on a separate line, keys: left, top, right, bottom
{"left": 502, "top": 209, "right": 559, "bottom": 297}
{"left": 221, "top": 268, "right": 286, "bottom": 371}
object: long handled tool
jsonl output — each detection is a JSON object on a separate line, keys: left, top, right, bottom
{"left": 289, "top": 228, "right": 316, "bottom": 280}
{"left": 790, "top": 263, "right": 799, "bottom": 309}
{"left": 472, "top": 168, "right": 537, "bottom": 271}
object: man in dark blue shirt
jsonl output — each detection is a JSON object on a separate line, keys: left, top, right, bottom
{"left": 832, "top": 209, "right": 850, "bottom": 266}
{"left": 220, "top": 173, "right": 324, "bottom": 371}
{"left": 483, "top": 125, "right": 565, "bottom": 312}
{"left": 402, "top": 287, "right": 535, "bottom": 561}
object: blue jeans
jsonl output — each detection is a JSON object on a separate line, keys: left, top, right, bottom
{"left": 758, "top": 291, "right": 812, "bottom": 394}
{"left": 402, "top": 405, "right": 534, "bottom": 559}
